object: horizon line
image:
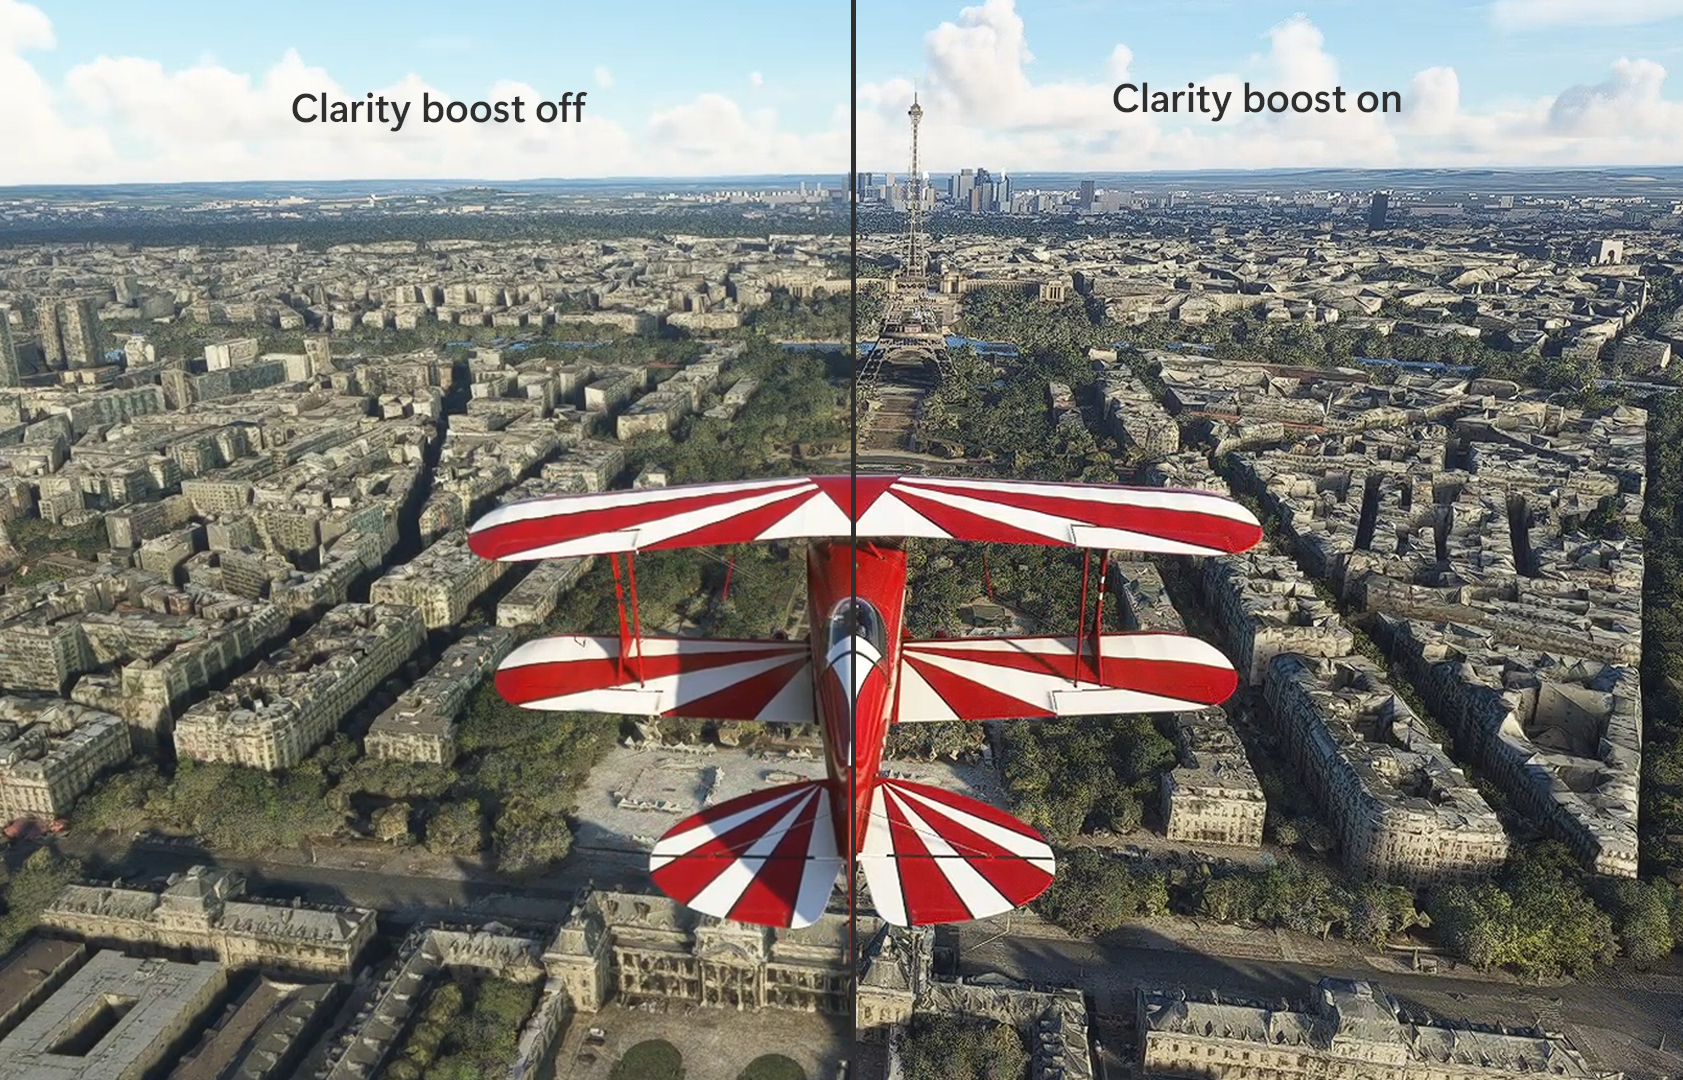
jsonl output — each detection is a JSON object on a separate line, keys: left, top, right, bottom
{"left": 6, "top": 163, "right": 1683, "bottom": 194}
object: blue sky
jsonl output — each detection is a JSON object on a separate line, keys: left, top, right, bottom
{"left": 4, "top": 0, "right": 1682, "bottom": 182}
{"left": 31, "top": 0, "right": 849, "bottom": 142}
{"left": 859, "top": 0, "right": 1683, "bottom": 113}
{"left": 855, "top": 0, "right": 1683, "bottom": 170}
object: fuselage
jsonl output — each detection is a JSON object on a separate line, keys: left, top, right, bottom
{"left": 806, "top": 540, "right": 908, "bottom": 865}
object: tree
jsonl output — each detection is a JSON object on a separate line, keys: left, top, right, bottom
{"left": 426, "top": 800, "right": 484, "bottom": 857}
{"left": 0, "top": 849, "right": 83, "bottom": 954}
{"left": 1036, "top": 848, "right": 1168, "bottom": 936}
{"left": 898, "top": 1015, "right": 1029, "bottom": 1080}
{"left": 1428, "top": 843, "right": 1618, "bottom": 978}
{"left": 372, "top": 802, "right": 413, "bottom": 844}
{"left": 493, "top": 803, "right": 574, "bottom": 875}
{"left": 1597, "top": 877, "right": 1678, "bottom": 966}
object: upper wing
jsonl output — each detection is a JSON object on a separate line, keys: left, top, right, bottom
{"left": 496, "top": 635, "right": 814, "bottom": 722}
{"left": 895, "top": 633, "right": 1237, "bottom": 722}
{"left": 469, "top": 474, "right": 1260, "bottom": 560}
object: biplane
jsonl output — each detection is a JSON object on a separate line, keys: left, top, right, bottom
{"left": 468, "top": 475, "right": 1260, "bottom": 929}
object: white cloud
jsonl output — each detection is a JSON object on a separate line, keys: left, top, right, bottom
{"left": 0, "top": 1, "right": 843, "bottom": 183}
{"left": 0, "top": 0, "right": 51, "bottom": 52}
{"left": 1547, "top": 57, "right": 1679, "bottom": 135}
{"left": 859, "top": 0, "right": 1683, "bottom": 171}
{"left": 1491, "top": 0, "right": 1683, "bottom": 31}
{"left": 749, "top": 71, "right": 763, "bottom": 89}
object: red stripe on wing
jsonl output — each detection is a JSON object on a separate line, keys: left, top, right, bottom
{"left": 670, "top": 656, "right": 812, "bottom": 721}
{"left": 894, "top": 479, "right": 1262, "bottom": 552}
{"left": 496, "top": 638, "right": 807, "bottom": 711}
{"left": 905, "top": 638, "right": 1237, "bottom": 710}
{"left": 886, "top": 488, "right": 1072, "bottom": 546}
{"left": 648, "top": 780, "right": 840, "bottom": 928}
{"left": 901, "top": 653, "right": 1046, "bottom": 719}
{"left": 726, "top": 790, "right": 825, "bottom": 926}
{"left": 469, "top": 479, "right": 815, "bottom": 559}
{"left": 652, "top": 786, "right": 816, "bottom": 906}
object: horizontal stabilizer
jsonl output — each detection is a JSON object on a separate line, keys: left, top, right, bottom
{"left": 895, "top": 633, "right": 1237, "bottom": 722}
{"left": 859, "top": 778, "right": 1055, "bottom": 926}
{"left": 651, "top": 780, "right": 843, "bottom": 929}
{"left": 468, "top": 474, "right": 1261, "bottom": 560}
{"left": 496, "top": 635, "right": 814, "bottom": 722}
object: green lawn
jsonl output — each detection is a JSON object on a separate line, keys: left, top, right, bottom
{"left": 609, "top": 1039, "right": 683, "bottom": 1080}
{"left": 738, "top": 1054, "right": 806, "bottom": 1080}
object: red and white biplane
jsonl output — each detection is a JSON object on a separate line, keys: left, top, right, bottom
{"left": 468, "top": 475, "right": 1260, "bottom": 929}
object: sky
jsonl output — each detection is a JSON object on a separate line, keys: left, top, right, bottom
{"left": 857, "top": 0, "right": 1683, "bottom": 173}
{"left": 1, "top": 0, "right": 1681, "bottom": 184}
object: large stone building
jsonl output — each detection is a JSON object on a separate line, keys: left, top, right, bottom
{"left": 364, "top": 627, "right": 514, "bottom": 766}
{"left": 0, "top": 951, "right": 225, "bottom": 1080}
{"left": 497, "top": 555, "right": 593, "bottom": 627}
{"left": 173, "top": 603, "right": 424, "bottom": 771}
{"left": 1138, "top": 977, "right": 1615, "bottom": 1078}
{"left": 1202, "top": 552, "right": 1354, "bottom": 686}
{"left": 368, "top": 531, "right": 506, "bottom": 630}
{"left": 544, "top": 890, "right": 851, "bottom": 1015}
{"left": 1203, "top": 363, "right": 1647, "bottom": 878}
{"left": 319, "top": 923, "right": 548, "bottom": 1080}
{"left": 857, "top": 926, "right": 1092, "bottom": 1079}
{"left": 42, "top": 866, "right": 376, "bottom": 977}
{"left": 1382, "top": 618, "right": 1640, "bottom": 878}
{"left": 1162, "top": 710, "right": 1267, "bottom": 848}
{"left": 1095, "top": 369, "right": 1180, "bottom": 457}
{"left": 1265, "top": 654, "right": 1509, "bottom": 887}
{"left": 0, "top": 569, "right": 289, "bottom": 747}
{"left": 1108, "top": 556, "right": 1267, "bottom": 848}
{"left": 0, "top": 699, "right": 132, "bottom": 822}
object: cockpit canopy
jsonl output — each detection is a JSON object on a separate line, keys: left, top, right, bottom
{"left": 824, "top": 597, "right": 886, "bottom": 664}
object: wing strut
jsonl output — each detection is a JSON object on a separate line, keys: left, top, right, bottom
{"left": 1072, "top": 548, "right": 1091, "bottom": 685}
{"left": 607, "top": 551, "right": 647, "bottom": 687}
{"left": 1091, "top": 549, "right": 1110, "bottom": 685}
{"left": 628, "top": 550, "right": 645, "bottom": 685}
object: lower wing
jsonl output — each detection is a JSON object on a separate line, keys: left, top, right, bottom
{"left": 495, "top": 635, "right": 814, "bottom": 721}
{"left": 895, "top": 633, "right": 1237, "bottom": 721}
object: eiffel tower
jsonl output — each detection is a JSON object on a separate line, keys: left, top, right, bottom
{"left": 860, "top": 93, "right": 952, "bottom": 388}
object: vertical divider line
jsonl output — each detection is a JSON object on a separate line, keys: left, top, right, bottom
{"left": 848, "top": 0, "right": 861, "bottom": 1058}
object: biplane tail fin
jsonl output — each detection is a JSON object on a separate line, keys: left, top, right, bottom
{"left": 858, "top": 778, "right": 1056, "bottom": 926}
{"left": 894, "top": 632, "right": 1237, "bottom": 722}
{"left": 650, "top": 779, "right": 843, "bottom": 929}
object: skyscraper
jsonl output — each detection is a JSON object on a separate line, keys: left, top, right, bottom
{"left": 1079, "top": 180, "right": 1096, "bottom": 211}
{"left": 1368, "top": 191, "right": 1390, "bottom": 231}
{"left": 36, "top": 296, "right": 106, "bottom": 370}
{"left": 0, "top": 309, "right": 19, "bottom": 388}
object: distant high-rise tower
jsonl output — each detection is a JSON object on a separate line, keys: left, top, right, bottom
{"left": 36, "top": 296, "right": 105, "bottom": 370}
{"left": 0, "top": 308, "right": 19, "bottom": 388}
{"left": 1079, "top": 180, "right": 1096, "bottom": 212}
{"left": 1368, "top": 191, "right": 1390, "bottom": 231}
{"left": 903, "top": 93, "right": 926, "bottom": 292}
